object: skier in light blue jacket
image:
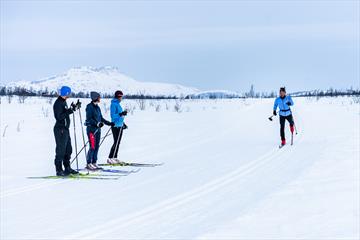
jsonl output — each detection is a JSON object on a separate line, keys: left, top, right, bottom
{"left": 107, "top": 90, "right": 128, "bottom": 164}
{"left": 273, "top": 87, "right": 295, "bottom": 146}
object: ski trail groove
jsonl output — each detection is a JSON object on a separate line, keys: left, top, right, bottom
{"left": 65, "top": 133, "right": 304, "bottom": 240}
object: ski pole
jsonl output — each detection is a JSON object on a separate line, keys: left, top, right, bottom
{"left": 77, "top": 99, "right": 87, "bottom": 159}
{"left": 268, "top": 112, "right": 278, "bottom": 121}
{"left": 99, "top": 126, "right": 112, "bottom": 148}
{"left": 71, "top": 104, "right": 79, "bottom": 171}
{"left": 70, "top": 128, "right": 100, "bottom": 164}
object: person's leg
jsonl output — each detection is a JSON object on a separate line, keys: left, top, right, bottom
{"left": 63, "top": 130, "right": 72, "bottom": 170}
{"left": 279, "top": 115, "right": 286, "bottom": 142}
{"left": 92, "top": 132, "right": 101, "bottom": 164}
{"left": 54, "top": 127, "right": 67, "bottom": 173}
{"left": 108, "top": 127, "right": 120, "bottom": 159}
{"left": 87, "top": 132, "right": 96, "bottom": 164}
{"left": 287, "top": 114, "right": 295, "bottom": 133}
{"left": 114, "top": 128, "right": 123, "bottom": 159}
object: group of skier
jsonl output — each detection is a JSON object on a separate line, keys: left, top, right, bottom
{"left": 52, "top": 85, "right": 295, "bottom": 176}
{"left": 53, "top": 87, "right": 128, "bottom": 176}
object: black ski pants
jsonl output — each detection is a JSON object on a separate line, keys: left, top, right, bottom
{"left": 108, "top": 126, "right": 123, "bottom": 159}
{"left": 54, "top": 127, "right": 72, "bottom": 169}
{"left": 279, "top": 114, "right": 294, "bottom": 141}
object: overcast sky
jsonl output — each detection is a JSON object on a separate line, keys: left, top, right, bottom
{"left": 1, "top": 0, "right": 359, "bottom": 92}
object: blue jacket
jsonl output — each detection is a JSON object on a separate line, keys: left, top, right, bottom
{"left": 110, "top": 98, "right": 125, "bottom": 127}
{"left": 85, "top": 102, "right": 111, "bottom": 133}
{"left": 273, "top": 95, "right": 294, "bottom": 116}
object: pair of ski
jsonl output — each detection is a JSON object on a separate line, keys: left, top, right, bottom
{"left": 98, "top": 161, "right": 164, "bottom": 167}
{"left": 29, "top": 167, "right": 141, "bottom": 180}
{"left": 28, "top": 161, "right": 161, "bottom": 180}
{"left": 279, "top": 132, "right": 294, "bottom": 149}
{"left": 28, "top": 173, "right": 121, "bottom": 180}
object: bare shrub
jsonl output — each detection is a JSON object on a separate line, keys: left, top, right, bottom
{"left": 2, "top": 125, "right": 8, "bottom": 137}
{"left": 174, "top": 101, "right": 182, "bottom": 113}
{"left": 7, "top": 95, "right": 13, "bottom": 104}
{"left": 18, "top": 95, "right": 28, "bottom": 103}
{"left": 137, "top": 99, "right": 146, "bottom": 111}
{"left": 42, "top": 106, "right": 49, "bottom": 118}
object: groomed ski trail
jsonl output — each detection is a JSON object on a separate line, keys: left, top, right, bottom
{"left": 66, "top": 130, "right": 307, "bottom": 239}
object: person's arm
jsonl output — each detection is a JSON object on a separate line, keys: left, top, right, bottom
{"left": 287, "top": 96, "right": 294, "bottom": 106}
{"left": 54, "top": 101, "right": 73, "bottom": 121}
{"left": 273, "top": 98, "right": 278, "bottom": 115}
{"left": 273, "top": 98, "right": 279, "bottom": 111}
{"left": 110, "top": 103, "right": 122, "bottom": 123}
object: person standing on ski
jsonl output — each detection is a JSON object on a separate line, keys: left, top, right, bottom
{"left": 53, "top": 86, "right": 80, "bottom": 176}
{"left": 273, "top": 87, "right": 295, "bottom": 146}
{"left": 85, "top": 91, "right": 114, "bottom": 170}
{"left": 107, "top": 90, "right": 128, "bottom": 164}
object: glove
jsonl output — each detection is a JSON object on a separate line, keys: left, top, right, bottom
{"left": 273, "top": 110, "right": 277, "bottom": 116}
{"left": 110, "top": 122, "right": 115, "bottom": 127}
{"left": 97, "top": 122, "right": 104, "bottom": 128}
{"left": 286, "top": 102, "right": 291, "bottom": 106}
{"left": 119, "top": 110, "right": 128, "bottom": 117}
{"left": 75, "top": 100, "right": 82, "bottom": 109}
{"left": 122, "top": 123, "right": 128, "bottom": 130}
{"left": 70, "top": 102, "right": 77, "bottom": 112}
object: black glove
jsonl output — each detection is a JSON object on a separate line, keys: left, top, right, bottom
{"left": 97, "top": 122, "right": 104, "bottom": 128}
{"left": 122, "top": 123, "right": 128, "bottom": 130}
{"left": 75, "top": 100, "right": 82, "bottom": 109}
{"left": 286, "top": 102, "right": 291, "bottom": 106}
{"left": 273, "top": 110, "right": 277, "bottom": 116}
{"left": 110, "top": 122, "right": 115, "bottom": 127}
{"left": 70, "top": 102, "right": 77, "bottom": 112}
{"left": 119, "top": 110, "right": 128, "bottom": 117}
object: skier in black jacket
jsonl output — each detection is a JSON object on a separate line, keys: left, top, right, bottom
{"left": 85, "top": 91, "right": 114, "bottom": 170}
{"left": 53, "top": 86, "right": 81, "bottom": 176}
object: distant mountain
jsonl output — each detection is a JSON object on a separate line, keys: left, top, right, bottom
{"left": 5, "top": 66, "right": 199, "bottom": 97}
{"left": 188, "top": 90, "right": 242, "bottom": 99}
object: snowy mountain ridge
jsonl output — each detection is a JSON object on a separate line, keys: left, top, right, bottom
{"left": 5, "top": 66, "right": 200, "bottom": 97}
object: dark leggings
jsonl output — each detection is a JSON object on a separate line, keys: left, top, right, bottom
{"left": 108, "top": 127, "right": 123, "bottom": 158}
{"left": 279, "top": 114, "right": 294, "bottom": 140}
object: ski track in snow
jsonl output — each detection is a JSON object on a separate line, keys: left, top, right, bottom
{"left": 65, "top": 111, "right": 307, "bottom": 239}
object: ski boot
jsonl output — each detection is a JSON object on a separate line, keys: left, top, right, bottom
{"left": 55, "top": 162, "right": 65, "bottom": 176}
{"left": 64, "top": 167, "right": 79, "bottom": 176}
{"left": 86, "top": 163, "right": 97, "bottom": 171}
{"left": 92, "top": 163, "right": 103, "bottom": 170}
{"left": 107, "top": 158, "right": 117, "bottom": 164}
{"left": 279, "top": 139, "right": 286, "bottom": 148}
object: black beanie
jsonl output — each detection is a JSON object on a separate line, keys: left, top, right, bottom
{"left": 114, "top": 90, "right": 123, "bottom": 98}
{"left": 280, "top": 87, "right": 286, "bottom": 92}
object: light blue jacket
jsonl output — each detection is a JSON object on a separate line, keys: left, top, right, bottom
{"left": 110, "top": 98, "right": 124, "bottom": 127}
{"left": 273, "top": 95, "right": 294, "bottom": 116}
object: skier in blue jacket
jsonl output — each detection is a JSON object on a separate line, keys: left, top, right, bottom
{"left": 107, "top": 90, "right": 128, "bottom": 164}
{"left": 273, "top": 87, "right": 295, "bottom": 146}
{"left": 85, "top": 91, "right": 114, "bottom": 170}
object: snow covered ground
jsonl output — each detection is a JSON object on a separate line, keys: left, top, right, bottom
{"left": 0, "top": 96, "right": 359, "bottom": 239}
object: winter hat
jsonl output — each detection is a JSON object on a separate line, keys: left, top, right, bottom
{"left": 60, "top": 86, "right": 71, "bottom": 97}
{"left": 114, "top": 90, "right": 123, "bottom": 98}
{"left": 90, "top": 91, "right": 101, "bottom": 102}
{"left": 280, "top": 87, "right": 286, "bottom": 92}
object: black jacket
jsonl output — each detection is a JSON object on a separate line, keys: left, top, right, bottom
{"left": 85, "top": 102, "right": 111, "bottom": 133}
{"left": 53, "top": 96, "right": 73, "bottom": 129}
